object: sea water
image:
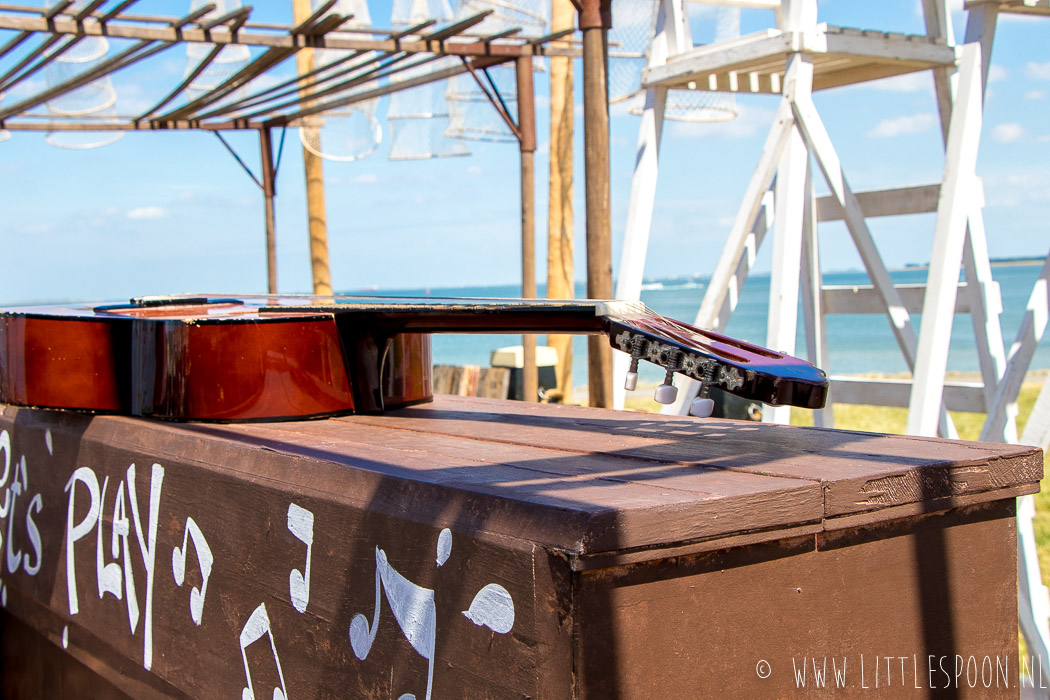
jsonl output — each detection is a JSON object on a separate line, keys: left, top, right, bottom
{"left": 347, "top": 263, "right": 1049, "bottom": 389}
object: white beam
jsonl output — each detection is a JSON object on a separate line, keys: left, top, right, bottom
{"left": 815, "top": 184, "right": 940, "bottom": 221}
{"left": 907, "top": 44, "right": 984, "bottom": 437}
{"left": 800, "top": 167, "right": 832, "bottom": 427}
{"left": 791, "top": 81, "right": 958, "bottom": 438}
{"left": 1021, "top": 374, "right": 1050, "bottom": 451}
{"left": 763, "top": 57, "right": 811, "bottom": 425}
{"left": 823, "top": 283, "right": 975, "bottom": 315}
{"left": 981, "top": 251, "right": 1050, "bottom": 442}
{"left": 829, "top": 377, "right": 987, "bottom": 412}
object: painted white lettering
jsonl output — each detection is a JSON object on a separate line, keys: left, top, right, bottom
{"left": 113, "top": 480, "right": 140, "bottom": 634}
{"left": 5, "top": 456, "right": 27, "bottom": 573}
{"left": 23, "top": 494, "right": 42, "bottom": 576}
{"left": 0, "top": 430, "right": 10, "bottom": 519}
{"left": 126, "top": 463, "right": 164, "bottom": 671}
{"left": 64, "top": 467, "right": 101, "bottom": 615}
{"left": 95, "top": 476, "right": 123, "bottom": 601}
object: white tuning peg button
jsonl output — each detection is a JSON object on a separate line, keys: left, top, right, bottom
{"left": 624, "top": 371, "right": 638, "bottom": 391}
{"left": 689, "top": 397, "right": 715, "bottom": 418}
{"left": 654, "top": 383, "right": 678, "bottom": 405}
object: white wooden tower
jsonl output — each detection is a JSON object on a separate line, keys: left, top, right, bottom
{"left": 614, "top": 0, "right": 1050, "bottom": 684}
{"left": 615, "top": 0, "right": 1011, "bottom": 440}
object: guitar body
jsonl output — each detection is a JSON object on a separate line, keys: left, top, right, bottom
{"left": 0, "top": 295, "right": 826, "bottom": 421}
{"left": 0, "top": 310, "right": 128, "bottom": 412}
{"left": 0, "top": 301, "right": 432, "bottom": 421}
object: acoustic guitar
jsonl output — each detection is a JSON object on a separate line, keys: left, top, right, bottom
{"left": 0, "top": 295, "right": 827, "bottom": 421}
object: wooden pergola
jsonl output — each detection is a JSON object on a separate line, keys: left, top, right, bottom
{"left": 0, "top": 0, "right": 619, "bottom": 403}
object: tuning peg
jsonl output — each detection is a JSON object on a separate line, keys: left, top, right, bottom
{"left": 624, "top": 367, "right": 638, "bottom": 391}
{"left": 624, "top": 336, "right": 645, "bottom": 392}
{"left": 654, "top": 365, "right": 678, "bottom": 404}
{"left": 690, "top": 363, "right": 718, "bottom": 417}
{"left": 654, "top": 382, "right": 678, "bottom": 404}
{"left": 689, "top": 397, "right": 714, "bottom": 418}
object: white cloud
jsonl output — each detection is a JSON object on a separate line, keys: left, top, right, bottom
{"left": 1027, "top": 61, "right": 1050, "bottom": 80}
{"left": 988, "top": 65, "right": 1009, "bottom": 83}
{"left": 866, "top": 113, "right": 937, "bottom": 138}
{"left": 983, "top": 166, "right": 1050, "bottom": 207}
{"left": 991, "top": 122, "right": 1026, "bottom": 144}
{"left": 351, "top": 173, "right": 378, "bottom": 184}
{"left": 126, "top": 206, "right": 168, "bottom": 220}
{"left": 1024, "top": 89, "right": 1047, "bottom": 100}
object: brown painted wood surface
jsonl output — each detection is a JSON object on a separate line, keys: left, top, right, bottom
{"left": 576, "top": 500, "right": 1021, "bottom": 698}
{"left": 0, "top": 397, "right": 1040, "bottom": 698}
{"left": 351, "top": 396, "right": 1043, "bottom": 525}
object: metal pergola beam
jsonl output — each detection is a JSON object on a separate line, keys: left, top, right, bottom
{"left": 0, "top": 11, "right": 577, "bottom": 58}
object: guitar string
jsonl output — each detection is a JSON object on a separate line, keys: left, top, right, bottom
{"left": 124, "top": 292, "right": 775, "bottom": 365}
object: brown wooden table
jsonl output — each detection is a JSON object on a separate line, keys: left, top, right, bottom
{"left": 0, "top": 396, "right": 1042, "bottom": 698}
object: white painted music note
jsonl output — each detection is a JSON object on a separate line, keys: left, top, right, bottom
{"left": 350, "top": 547, "right": 436, "bottom": 700}
{"left": 239, "top": 603, "right": 288, "bottom": 700}
{"left": 463, "top": 584, "right": 515, "bottom": 633}
{"left": 436, "top": 528, "right": 451, "bottom": 567}
{"left": 171, "top": 517, "right": 213, "bottom": 626}
{"left": 348, "top": 528, "right": 515, "bottom": 700}
{"left": 286, "top": 503, "right": 313, "bottom": 614}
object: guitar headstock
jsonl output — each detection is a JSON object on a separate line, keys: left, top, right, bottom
{"left": 600, "top": 304, "right": 828, "bottom": 413}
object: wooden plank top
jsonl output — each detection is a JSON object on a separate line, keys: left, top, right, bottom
{"left": 3, "top": 396, "right": 1041, "bottom": 566}
{"left": 643, "top": 25, "right": 958, "bottom": 94}
{"left": 965, "top": 0, "right": 1050, "bottom": 16}
{"left": 347, "top": 395, "right": 1042, "bottom": 520}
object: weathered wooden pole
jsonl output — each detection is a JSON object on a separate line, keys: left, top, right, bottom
{"left": 259, "top": 126, "right": 278, "bottom": 294}
{"left": 575, "top": 0, "right": 613, "bottom": 407}
{"left": 547, "top": 0, "right": 576, "bottom": 402}
{"left": 517, "top": 55, "right": 539, "bottom": 402}
{"left": 292, "top": 0, "right": 333, "bottom": 296}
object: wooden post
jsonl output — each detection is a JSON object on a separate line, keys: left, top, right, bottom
{"left": 260, "top": 126, "right": 278, "bottom": 294}
{"left": 547, "top": 0, "right": 575, "bottom": 402}
{"left": 577, "top": 0, "right": 612, "bottom": 408}
{"left": 292, "top": 0, "right": 333, "bottom": 296}
{"left": 517, "top": 55, "right": 538, "bottom": 402}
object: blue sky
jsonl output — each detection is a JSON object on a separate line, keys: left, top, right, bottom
{"left": 0, "top": 0, "right": 1047, "bottom": 303}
